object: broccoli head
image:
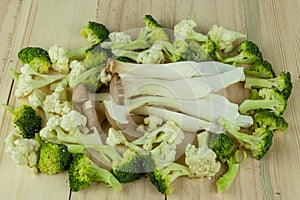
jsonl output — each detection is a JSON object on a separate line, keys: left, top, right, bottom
{"left": 2, "top": 104, "right": 42, "bottom": 139}
{"left": 80, "top": 21, "right": 110, "bottom": 44}
{"left": 253, "top": 109, "right": 288, "bottom": 132}
{"left": 68, "top": 153, "right": 122, "bottom": 192}
{"left": 221, "top": 40, "right": 263, "bottom": 64}
{"left": 239, "top": 88, "right": 287, "bottom": 116}
{"left": 144, "top": 153, "right": 192, "bottom": 195}
{"left": 244, "top": 60, "right": 276, "bottom": 79}
{"left": 200, "top": 39, "right": 217, "bottom": 59}
{"left": 18, "top": 47, "right": 51, "bottom": 74}
{"left": 220, "top": 118, "right": 274, "bottom": 160}
{"left": 84, "top": 43, "right": 111, "bottom": 68}
{"left": 37, "top": 140, "right": 72, "bottom": 174}
{"left": 143, "top": 15, "right": 162, "bottom": 28}
{"left": 208, "top": 133, "right": 234, "bottom": 164}
{"left": 244, "top": 71, "right": 292, "bottom": 99}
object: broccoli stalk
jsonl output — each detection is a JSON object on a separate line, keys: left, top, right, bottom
{"left": 244, "top": 71, "right": 292, "bottom": 99}
{"left": 18, "top": 47, "right": 51, "bottom": 74}
{"left": 253, "top": 109, "right": 288, "bottom": 132}
{"left": 35, "top": 133, "right": 72, "bottom": 175}
{"left": 67, "top": 143, "right": 144, "bottom": 184}
{"left": 219, "top": 40, "right": 263, "bottom": 64}
{"left": 69, "top": 153, "right": 122, "bottom": 192}
{"left": 144, "top": 153, "right": 192, "bottom": 195}
{"left": 239, "top": 88, "right": 287, "bottom": 116}
{"left": 220, "top": 118, "right": 274, "bottom": 160}
{"left": 1, "top": 104, "right": 42, "bottom": 139}
{"left": 216, "top": 150, "right": 247, "bottom": 192}
{"left": 244, "top": 60, "right": 276, "bottom": 79}
{"left": 80, "top": 21, "right": 110, "bottom": 44}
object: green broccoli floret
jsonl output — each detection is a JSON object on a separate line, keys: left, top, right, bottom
{"left": 144, "top": 153, "right": 192, "bottom": 195}
{"left": 239, "top": 88, "right": 287, "bottom": 116}
{"left": 216, "top": 150, "right": 247, "bottom": 192}
{"left": 84, "top": 43, "right": 111, "bottom": 68}
{"left": 18, "top": 47, "right": 51, "bottom": 74}
{"left": 1, "top": 104, "right": 42, "bottom": 139}
{"left": 154, "top": 40, "right": 185, "bottom": 62}
{"left": 208, "top": 133, "right": 234, "bottom": 164}
{"left": 80, "top": 21, "right": 110, "bottom": 44}
{"left": 137, "top": 15, "right": 169, "bottom": 45}
{"left": 68, "top": 153, "right": 122, "bottom": 192}
{"left": 244, "top": 60, "right": 276, "bottom": 78}
{"left": 220, "top": 118, "right": 274, "bottom": 160}
{"left": 67, "top": 144, "right": 144, "bottom": 184}
{"left": 220, "top": 40, "right": 263, "bottom": 64}
{"left": 244, "top": 71, "right": 292, "bottom": 99}
{"left": 36, "top": 133, "right": 72, "bottom": 174}
{"left": 200, "top": 39, "right": 217, "bottom": 59}
{"left": 253, "top": 109, "right": 288, "bottom": 132}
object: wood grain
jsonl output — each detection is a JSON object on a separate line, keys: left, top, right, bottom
{"left": 0, "top": 0, "right": 299, "bottom": 200}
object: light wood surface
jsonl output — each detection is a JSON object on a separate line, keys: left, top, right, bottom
{"left": 0, "top": 0, "right": 299, "bottom": 199}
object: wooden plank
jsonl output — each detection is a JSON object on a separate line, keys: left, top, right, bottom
{"left": 244, "top": 1, "right": 300, "bottom": 200}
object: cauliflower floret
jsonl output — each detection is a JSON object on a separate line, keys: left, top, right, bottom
{"left": 101, "top": 31, "right": 132, "bottom": 49}
{"left": 174, "top": 19, "right": 208, "bottom": 42}
{"left": 60, "top": 110, "right": 88, "bottom": 131}
{"left": 5, "top": 131, "right": 41, "bottom": 173}
{"left": 28, "top": 89, "right": 46, "bottom": 108}
{"left": 185, "top": 131, "right": 221, "bottom": 178}
{"left": 137, "top": 44, "right": 165, "bottom": 64}
{"left": 208, "top": 25, "right": 246, "bottom": 53}
{"left": 137, "top": 115, "right": 164, "bottom": 133}
{"left": 48, "top": 44, "right": 70, "bottom": 74}
{"left": 15, "top": 73, "right": 34, "bottom": 97}
{"left": 68, "top": 60, "right": 86, "bottom": 88}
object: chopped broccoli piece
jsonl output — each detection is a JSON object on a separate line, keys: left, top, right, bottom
{"left": 253, "top": 109, "right": 288, "bottom": 132}
{"left": 244, "top": 60, "right": 276, "bottom": 79}
{"left": 208, "top": 133, "right": 235, "bottom": 164}
{"left": 18, "top": 47, "right": 51, "bottom": 74}
{"left": 69, "top": 153, "right": 122, "bottom": 192}
{"left": 143, "top": 15, "right": 162, "bottom": 28}
{"left": 200, "top": 39, "right": 217, "bottom": 58}
{"left": 220, "top": 118, "right": 274, "bottom": 160}
{"left": 220, "top": 40, "right": 263, "bottom": 64}
{"left": 144, "top": 153, "right": 192, "bottom": 195}
{"left": 36, "top": 133, "right": 72, "bottom": 174}
{"left": 153, "top": 40, "right": 185, "bottom": 62}
{"left": 2, "top": 104, "right": 42, "bottom": 139}
{"left": 245, "top": 71, "right": 292, "bottom": 99}
{"left": 239, "top": 88, "right": 287, "bottom": 116}
{"left": 80, "top": 21, "right": 109, "bottom": 44}
{"left": 216, "top": 150, "right": 247, "bottom": 192}
{"left": 67, "top": 144, "right": 144, "bottom": 184}
{"left": 84, "top": 43, "right": 111, "bottom": 68}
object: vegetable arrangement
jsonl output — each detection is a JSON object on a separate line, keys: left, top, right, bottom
{"left": 2, "top": 15, "right": 292, "bottom": 194}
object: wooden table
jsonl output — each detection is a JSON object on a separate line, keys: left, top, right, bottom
{"left": 0, "top": 0, "right": 299, "bottom": 199}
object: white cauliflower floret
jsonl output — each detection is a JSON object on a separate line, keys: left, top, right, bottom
{"left": 137, "top": 44, "right": 165, "bottom": 64}
{"left": 208, "top": 25, "right": 246, "bottom": 53}
{"left": 48, "top": 44, "right": 70, "bottom": 74}
{"left": 28, "top": 89, "right": 46, "bottom": 108}
{"left": 5, "top": 131, "right": 41, "bottom": 173}
{"left": 101, "top": 31, "right": 132, "bottom": 49}
{"left": 137, "top": 115, "right": 164, "bottom": 133}
{"left": 185, "top": 131, "right": 221, "bottom": 178}
{"left": 174, "top": 19, "right": 208, "bottom": 42}
{"left": 60, "top": 110, "right": 88, "bottom": 131}
{"left": 68, "top": 60, "right": 86, "bottom": 88}
{"left": 15, "top": 73, "right": 34, "bottom": 97}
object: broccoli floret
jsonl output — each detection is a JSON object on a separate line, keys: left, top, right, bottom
{"left": 84, "top": 44, "right": 111, "bottom": 68}
{"left": 239, "top": 88, "right": 287, "bottom": 116}
{"left": 18, "top": 47, "right": 51, "bottom": 74}
{"left": 154, "top": 40, "right": 185, "bottom": 62}
{"left": 244, "top": 71, "right": 292, "bottom": 99}
{"left": 69, "top": 153, "right": 122, "bottom": 192}
{"left": 220, "top": 40, "right": 263, "bottom": 64}
{"left": 144, "top": 153, "right": 192, "bottom": 195}
{"left": 2, "top": 104, "right": 42, "bottom": 139}
{"left": 36, "top": 133, "right": 72, "bottom": 174}
{"left": 208, "top": 133, "right": 234, "bottom": 164}
{"left": 244, "top": 60, "right": 276, "bottom": 79}
{"left": 80, "top": 21, "right": 110, "bottom": 44}
{"left": 253, "top": 109, "right": 288, "bottom": 132}
{"left": 67, "top": 143, "right": 144, "bottom": 184}
{"left": 220, "top": 118, "right": 274, "bottom": 160}
{"left": 137, "top": 15, "right": 169, "bottom": 45}
{"left": 216, "top": 150, "right": 247, "bottom": 192}
{"left": 200, "top": 39, "right": 217, "bottom": 59}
